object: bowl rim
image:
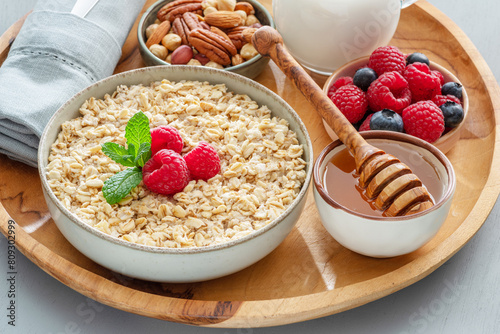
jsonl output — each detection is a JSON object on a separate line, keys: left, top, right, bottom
{"left": 38, "top": 65, "right": 313, "bottom": 255}
{"left": 136, "top": 0, "right": 275, "bottom": 71}
{"left": 322, "top": 55, "right": 469, "bottom": 148}
{"left": 313, "top": 130, "right": 456, "bottom": 221}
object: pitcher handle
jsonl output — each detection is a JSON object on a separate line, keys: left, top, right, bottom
{"left": 401, "top": 0, "right": 419, "bottom": 9}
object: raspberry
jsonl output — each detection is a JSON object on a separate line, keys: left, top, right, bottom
{"left": 403, "top": 62, "right": 441, "bottom": 102}
{"left": 183, "top": 141, "right": 220, "bottom": 181}
{"left": 366, "top": 71, "right": 411, "bottom": 114}
{"left": 431, "top": 94, "right": 462, "bottom": 107}
{"left": 151, "top": 126, "right": 183, "bottom": 155}
{"left": 359, "top": 114, "right": 373, "bottom": 132}
{"left": 327, "top": 76, "right": 353, "bottom": 98}
{"left": 330, "top": 85, "right": 368, "bottom": 123}
{"left": 142, "top": 149, "right": 189, "bottom": 195}
{"left": 432, "top": 70, "right": 445, "bottom": 86}
{"left": 368, "top": 46, "right": 406, "bottom": 76}
{"left": 402, "top": 101, "right": 445, "bottom": 143}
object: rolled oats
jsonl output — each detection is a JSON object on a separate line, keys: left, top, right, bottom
{"left": 46, "top": 79, "right": 307, "bottom": 248}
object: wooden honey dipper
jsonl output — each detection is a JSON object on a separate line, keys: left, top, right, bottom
{"left": 252, "top": 26, "right": 434, "bottom": 216}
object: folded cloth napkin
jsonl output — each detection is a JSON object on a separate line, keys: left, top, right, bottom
{"left": 0, "top": 0, "right": 146, "bottom": 167}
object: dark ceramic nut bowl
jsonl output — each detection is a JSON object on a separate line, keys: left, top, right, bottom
{"left": 137, "top": 0, "right": 275, "bottom": 79}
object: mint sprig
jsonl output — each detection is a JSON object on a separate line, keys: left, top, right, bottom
{"left": 101, "top": 111, "right": 152, "bottom": 204}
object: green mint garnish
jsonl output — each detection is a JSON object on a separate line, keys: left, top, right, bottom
{"left": 101, "top": 111, "right": 152, "bottom": 204}
{"left": 102, "top": 167, "right": 143, "bottom": 205}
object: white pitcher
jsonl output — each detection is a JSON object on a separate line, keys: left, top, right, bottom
{"left": 273, "top": 0, "right": 418, "bottom": 75}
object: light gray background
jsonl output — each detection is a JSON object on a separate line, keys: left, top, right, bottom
{"left": 1, "top": 0, "right": 499, "bottom": 333}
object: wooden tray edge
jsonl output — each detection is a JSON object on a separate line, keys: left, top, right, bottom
{"left": 1, "top": 0, "right": 500, "bottom": 328}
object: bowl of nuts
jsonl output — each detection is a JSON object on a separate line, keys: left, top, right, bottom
{"left": 138, "top": 0, "right": 274, "bottom": 79}
{"left": 322, "top": 46, "right": 469, "bottom": 154}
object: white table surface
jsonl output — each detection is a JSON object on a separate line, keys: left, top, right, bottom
{"left": 1, "top": 1, "right": 500, "bottom": 333}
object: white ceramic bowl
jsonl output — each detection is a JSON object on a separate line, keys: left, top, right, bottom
{"left": 38, "top": 66, "right": 313, "bottom": 283}
{"left": 322, "top": 56, "right": 469, "bottom": 154}
{"left": 313, "top": 131, "right": 455, "bottom": 258}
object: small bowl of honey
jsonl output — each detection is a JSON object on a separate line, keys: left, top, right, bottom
{"left": 313, "top": 131, "right": 456, "bottom": 258}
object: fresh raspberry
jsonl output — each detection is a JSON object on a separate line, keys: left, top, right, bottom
{"left": 327, "top": 76, "right": 354, "bottom": 98}
{"left": 330, "top": 85, "right": 368, "bottom": 123}
{"left": 359, "top": 114, "right": 373, "bottom": 132}
{"left": 432, "top": 70, "right": 445, "bottom": 86}
{"left": 151, "top": 126, "right": 183, "bottom": 155}
{"left": 183, "top": 141, "right": 220, "bottom": 181}
{"left": 142, "top": 149, "right": 190, "bottom": 195}
{"left": 431, "top": 94, "right": 462, "bottom": 107}
{"left": 366, "top": 71, "right": 411, "bottom": 114}
{"left": 402, "top": 101, "right": 445, "bottom": 143}
{"left": 368, "top": 46, "right": 406, "bottom": 76}
{"left": 403, "top": 62, "right": 442, "bottom": 102}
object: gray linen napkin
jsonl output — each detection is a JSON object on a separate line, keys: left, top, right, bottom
{"left": 0, "top": 0, "right": 146, "bottom": 167}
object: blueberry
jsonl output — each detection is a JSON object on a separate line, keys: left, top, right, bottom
{"left": 439, "top": 101, "right": 464, "bottom": 128}
{"left": 406, "top": 52, "right": 430, "bottom": 66}
{"left": 370, "top": 109, "right": 404, "bottom": 132}
{"left": 353, "top": 67, "right": 378, "bottom": 91}
{"left": 441, "top": 82, "right": 463, "bottom": 99}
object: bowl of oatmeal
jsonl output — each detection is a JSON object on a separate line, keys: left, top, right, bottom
{"left": 38, "top": 65, "right": 312, "bottom": 283}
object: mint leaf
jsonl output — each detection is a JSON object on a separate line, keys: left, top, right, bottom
{"left": 102, "top": 167, "right": 143, "bottom": 205}
{"left": 101, "top": 142, "right": 136, "bottom": 167}
{"left": 134, "top": 142, "right": 152, "bottom": 167}
{"left": 125, "top": 111, "right": 151, "bottom": 158}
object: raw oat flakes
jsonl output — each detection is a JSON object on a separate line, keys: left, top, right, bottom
{"left": 46, "top": 79, "right": 307, "bottom": 248}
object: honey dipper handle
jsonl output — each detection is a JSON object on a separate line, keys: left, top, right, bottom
{"left": 252, "top": 26, "right": 382, "bottom": 167}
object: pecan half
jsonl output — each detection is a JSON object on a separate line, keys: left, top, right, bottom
{"left": 189, "top": 29, "right": 238, "bottom": 66}
{"left": 182, "top": 12, "right": 204, "bottom": 31}
{"left": 172, "top": 17, "right": 191, "bottom": 45}
{"left": 157, "top": 0, "right": 203, "bottom": 22}
{"left": 226, "top": 26, "right": 247, "bottom": 50}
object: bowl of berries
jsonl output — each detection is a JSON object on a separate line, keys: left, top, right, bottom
{"left": 323, "top": 46, "right": 468, "bottom": 154}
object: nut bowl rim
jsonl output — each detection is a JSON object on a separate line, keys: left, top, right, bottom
{"left": 322, "top": 55, "right": 469, "bottom": 154}
{"left": 136, "top": 0, "right": 275, "bottom": 72}
{"left": 38, "top": 65, "right": 313, "bottom": 255}
{"left": 313, "top": 130, "right": 456, "bottom": 221}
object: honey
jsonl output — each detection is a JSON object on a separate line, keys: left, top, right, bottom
{"left": 323, "top": 141, "right": 444, "bottom": 217}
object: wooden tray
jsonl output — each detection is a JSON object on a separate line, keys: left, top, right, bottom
{"left": 1, "top": 0, "right": 499, "bottom": 328}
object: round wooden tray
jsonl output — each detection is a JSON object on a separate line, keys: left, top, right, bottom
{"left": 1, "top": 0, "right": 499, "bottom": 328}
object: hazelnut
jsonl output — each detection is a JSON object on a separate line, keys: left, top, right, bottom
{"left": 234, "top": 10, "right": 247, "bottom": 25}
{"left": 165, "top": 54, "right": 172, "bottom": 64}
{"left": 231, "top": 54, "right": 244, "bottom": 66}
{"left": 245, "top": 14, "right": 260, "bottom": 26}
{"left": 205, "top": 61, "right": 224, "bottom": 69}
{"left": 202, "top": 0, "right": 218, "bottom": 10}
{"left": 216, "top": 0, "right": 236, "bottom": 11}
{"left": 161, "top": 33, "right": 182, "bottom": 51}
{"left": 240, "top": 43, "right": 258, "bottom": 60}
{"left": 203, "top": 6, "right": 218, "bottom": 16}
{"left": 149, "top": 44, "right": 168, "bottom": 60}
{"left": 187, "top": 59, "right": 203, "bottom": 66}
{"left": 145, "top": 23, "right": 159, "bottom": 39}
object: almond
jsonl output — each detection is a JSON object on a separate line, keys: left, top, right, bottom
{"left": 204, "top": 11, "right": 242, "bottom": 29}
{"left": 146, "top": 20, "right": 171, "bottom": 48}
